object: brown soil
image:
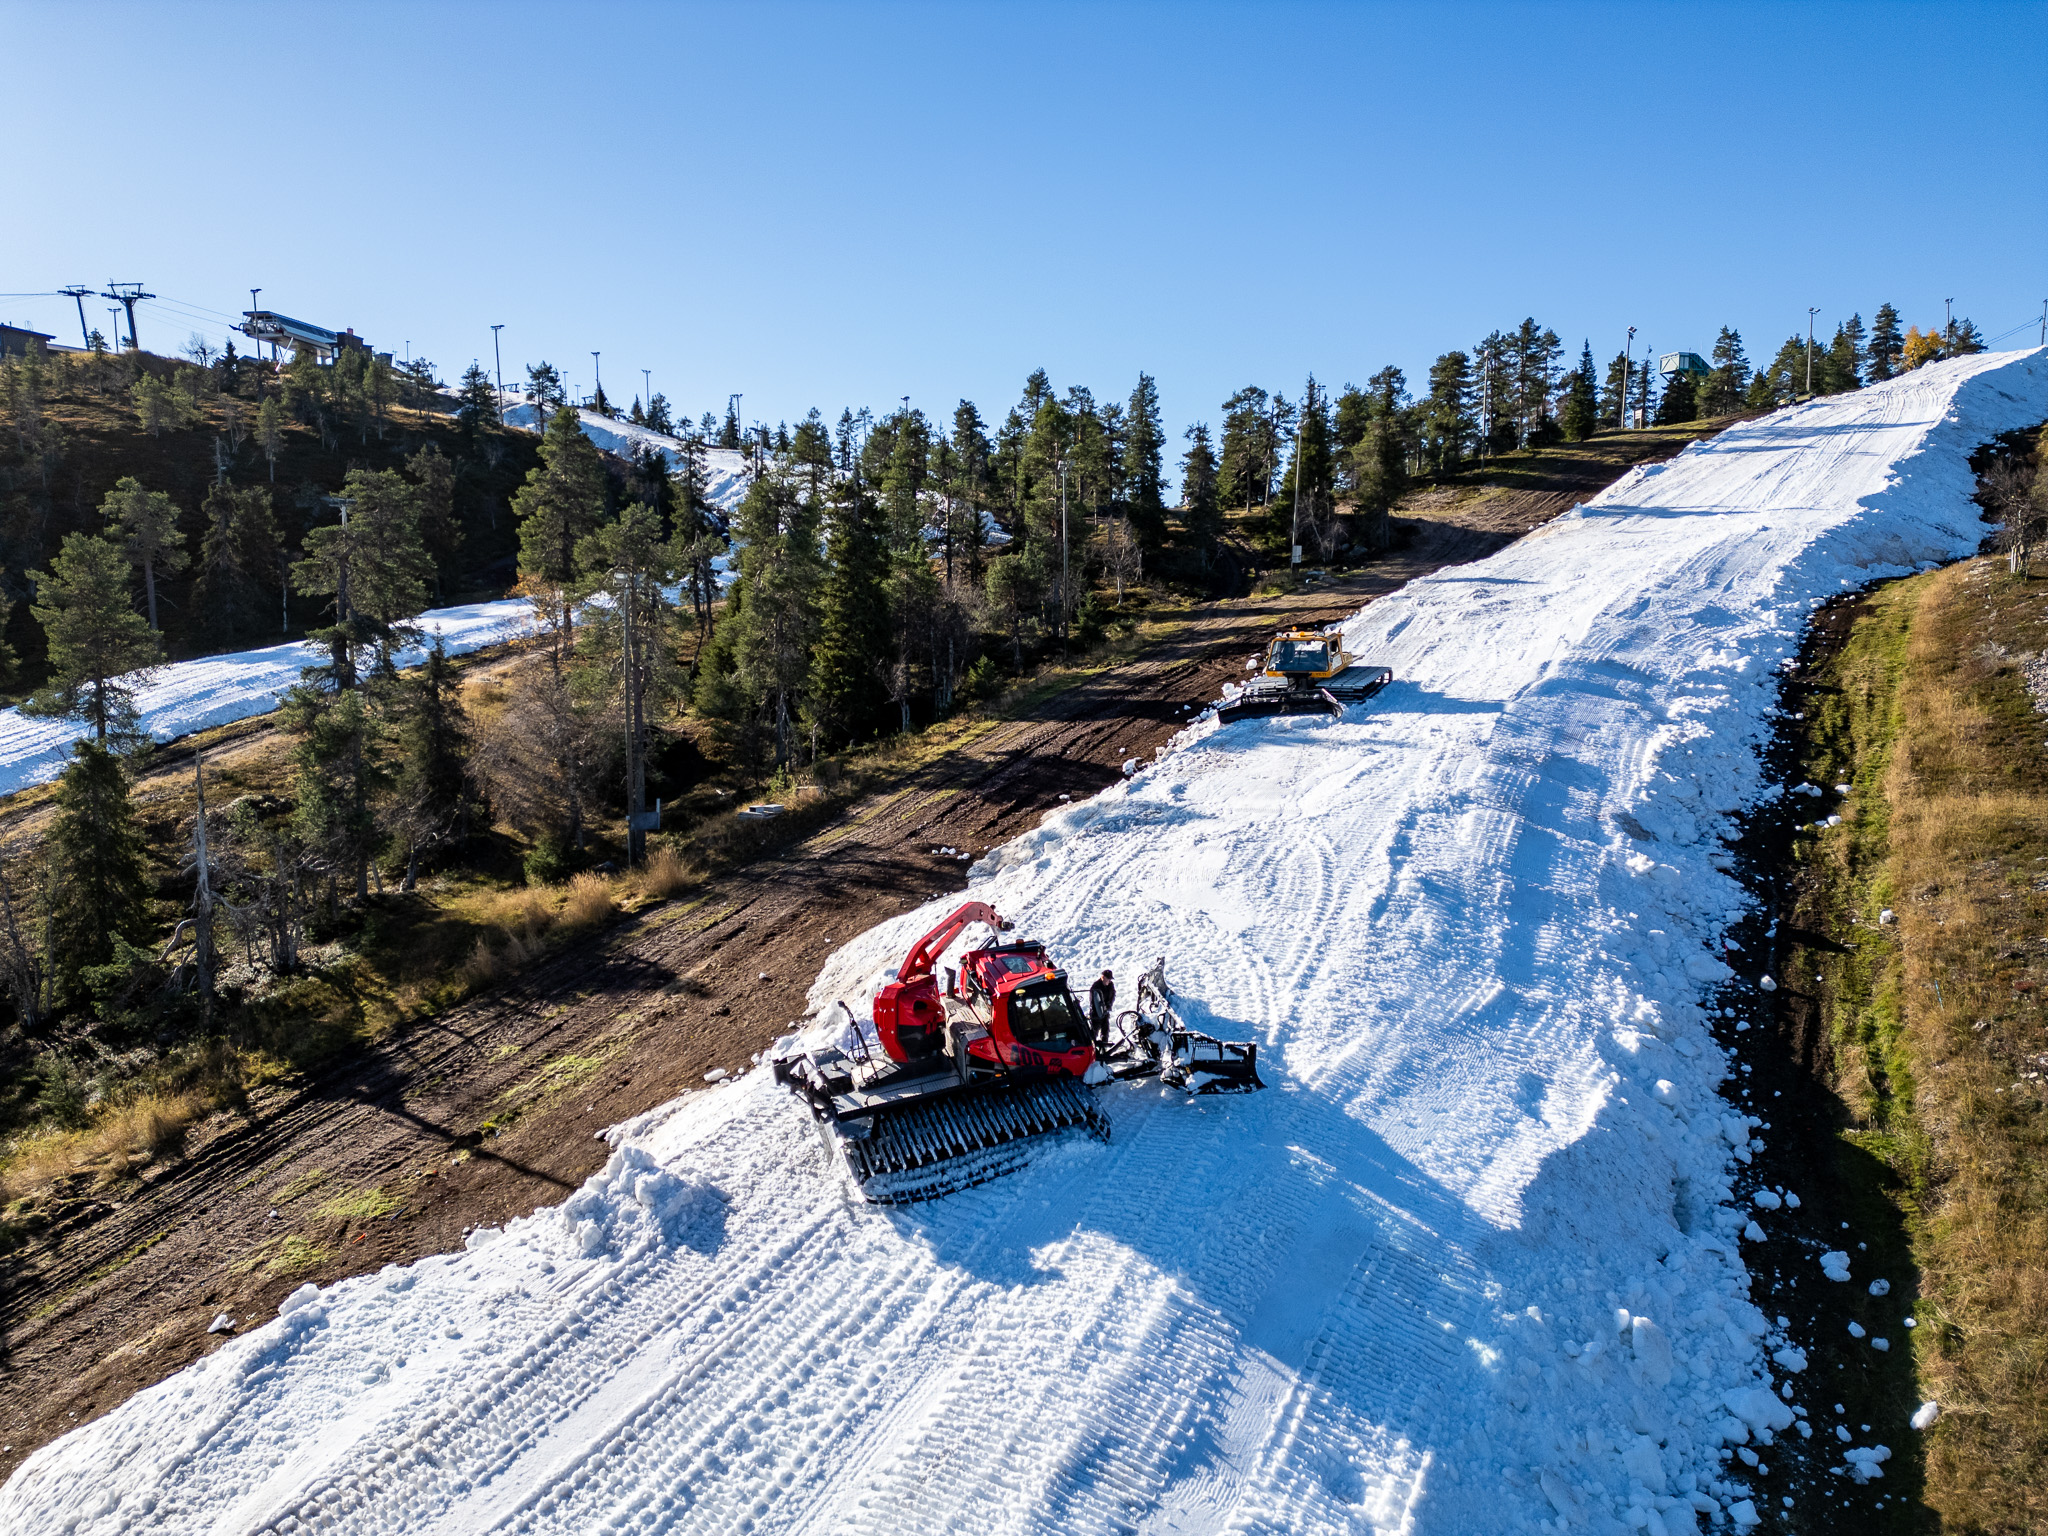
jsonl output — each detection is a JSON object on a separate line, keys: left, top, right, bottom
{"left": 0, "top": 421, "right": 1735, "bottom": 1477}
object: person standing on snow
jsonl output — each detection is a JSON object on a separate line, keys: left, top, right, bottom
{"left": 1088, "top": 970, "right": 1115, "bottom": 1047}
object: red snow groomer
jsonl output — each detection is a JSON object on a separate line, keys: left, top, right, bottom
{"left": 774, "top": 900, "right": 1260, "bottom": 1203}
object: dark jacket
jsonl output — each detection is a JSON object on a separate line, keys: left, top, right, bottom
{"left": 1088, "top": 976, "right": 1115, "bottom": 1030}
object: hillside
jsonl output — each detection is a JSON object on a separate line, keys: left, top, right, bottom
{"left": 0, "top": 346, "right": 540, "bottom": 682}
{"left": 5, "top": 352, "right": 2039, "bottom": 1534}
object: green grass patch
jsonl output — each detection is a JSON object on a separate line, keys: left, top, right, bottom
{"left": 317, "top": 1185, "right": 398, "bottom": 1222}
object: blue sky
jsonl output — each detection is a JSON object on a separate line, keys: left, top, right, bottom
{"left": 5, "top": 0, "right": 2043, "bottom": 466}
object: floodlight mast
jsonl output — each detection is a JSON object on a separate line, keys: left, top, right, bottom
{"left": 1619, "top": 326, "right": 1636, "bottom": 430}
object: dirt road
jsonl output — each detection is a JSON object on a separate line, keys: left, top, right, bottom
{"left": 0, "top": 439, "right": 1703, "bottom": 1475}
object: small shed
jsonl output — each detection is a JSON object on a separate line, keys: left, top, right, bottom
{"left": 1658, "top": 351, "right": 1709, "bottom": 378}
{"left": 0, "top": 324, "right": 56, "bottom": 359}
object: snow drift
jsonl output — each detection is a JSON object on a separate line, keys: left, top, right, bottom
{"left": 6, "top": 350, "right": 2043, "bottom": 1535}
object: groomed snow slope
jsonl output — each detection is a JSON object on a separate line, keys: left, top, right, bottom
{"left": 0, "top": 601, "right": 530, "bottom": 798}
{"left": 7, "top": 351, "right": 2043, "bottom": 1536}
{"left": 501, "top": 405, "right": 753, "bottom": 511}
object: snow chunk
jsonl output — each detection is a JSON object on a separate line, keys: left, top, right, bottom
{"left": 276, "top": 1283, "right": 320, "bottom": 1318}
{"left": 1771, "top": 1346, "right": 1808, "bottom": 1372}
{"left": 1843, "top": 1444, "right": 1891, "bottom": 1482}
{"left": 1722, "top": 1387, "right": 1795, "bottom": 1436}
{"left": 1848, "top": 1320, "right": 1866, "bottom": 1339}
{"left": 1912, "top": 1401, "right": 1941, "bottom": 1430}
{"left": 1630, "top": 1316, "right": 1675, "bottom": 1387}
{"left": 1751, "top": 1188, "right": 1782, "bottom": 1211}
{"left": 1868, "top": 1277, "right": 1890, "bottom": 1297}
{"left": 1758, "top": 975, "right": 1778, "bottom": 992}
{"left": 1820, "top": 1250, "right": 1853, "bottom": 1282}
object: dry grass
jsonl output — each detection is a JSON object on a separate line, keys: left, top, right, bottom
{"left": 1878, "top": 565, "right": 2048, "bottom": 1531}
{"left": 1799, "top": 558, "right": 2048, "bottom": 1532}
{"left": 0, "top": 1088, "right": 207, "bottom": 1203}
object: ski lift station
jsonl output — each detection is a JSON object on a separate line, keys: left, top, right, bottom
{"left": 1659, "top": 350, "right": 1709, "bottom": 378}
{"left": 239, "top": 309, "right": 385, "bottom": 365}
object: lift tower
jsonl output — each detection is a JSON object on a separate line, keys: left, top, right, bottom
{"left": 102, "top": 282, "right": 154, "bottom": 351}
{"left": 57, "top": 286, "right": 94, "bottom": 347}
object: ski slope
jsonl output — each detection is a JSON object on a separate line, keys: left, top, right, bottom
{"left": 0, "top": 600, "right": 531, "bottom": 798}
{"left": 502, "top": 404, "right": 754, "bottom": 510}
{"left": 0, "top": 424, "right": 753, "bottom": 799}
{"left": 7, "top": 351, "right": 2043, "bottom": 1536}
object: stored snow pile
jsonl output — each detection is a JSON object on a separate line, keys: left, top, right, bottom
{"left": 7, "top": 351, "right": 2043, "bottom": 1534}
{"left": 0, "top": 600, "right": 529, "bottom": 798}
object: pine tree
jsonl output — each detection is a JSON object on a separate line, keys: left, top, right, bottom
{"left": 1276, "top": 376, "right": 1337, "bottom": 556}
{"left": 512, "top": 406, "right": 608, "bottom": 662}
{"left": 1178, "top": 423, "right": 1221, "bottom": 560}
{"left": 390, "top": 640, "right": 477, "bottom": 887}
{"left": 1122, "top": 373, "right": 1167, "bottom": 547}
{"left": 942, "top": 400, "right": 994, "bottom": 587}
{"left": 1506, "top": 319, "right": 1563, "bottom": 446}
{"left": 292, "top": 469, "right": 432, "bottom": 689}
{"left": 1473, "top": 333, "right": 1515, "bottom": 453}
{"left": 1700, "top": 327, "right": 1752, "bottom": 416}
{"left": 256, "top": 395, "right": 285, "bottom": 481}
{"left": 47, "top": 741, "right": 150, "bottom": 1004}
{"left": 1422, "top": 352, "right": 1476, "bottom": 473}
{"left": 1950, "top": 317, "right": 1987, "bottom": 355}
{"left": 646, "top": 393, "right": 674, "bottom": 435}
{"left": 1867, "top": 304, "right": 1904, "bottom": 381}
{"left": 1600, "top": 349, "right": 1632, "bottom": 427}
{"left": 525, "top": 361, "right": 566, "bottom": 416}
{"left": 719, "top": 400, "right": 742, "bottom": 449}
{"left": 1559, "top": 343, "right": 1600, "bottom": 442}
{"left": 283, "top": 684, "right": 386, "bottom": 902}
{"left": 457, "top": 362, "right": 499, "bottom": 433}
{"left": 406, "top": 443, "right": 460, "bottom": 594}
{"left": 576, "top": 502, "right": 674, "bottom": 863}
{"left": 1822, "top": 323, "right": 1863, "bottom": 394}
{"left": 982, "top": 553, "right": 1039, "bottom": 671}
{"left": 1216, "top": 386, "right": 1273, "bottom": 515}
{"left": 1654, "top": 368, "right": 1698, "bottom": 424}
{"left": 0, "top": 589, "right": 16, "bottom": 691}
{"left": 101, "top": 477, "right": 188, "bottom": 631}
{"left": 26, "top": 533, "right": 162, "bottom": 742}
{"left": 1346, "top": 368, "right": 1408, "bottom": 550}
{"left": 194, "top": 483, "right": 281, "bottom": 643}
{"left": 723, "top": 469, "right": 823, "bottom": 768}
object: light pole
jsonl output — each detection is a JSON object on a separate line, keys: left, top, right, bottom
{"left": 491, "top": 324, "right": 505, "bottom": 415}
{"left": 1805, "top": 308, "right": 1820, "bottom": 397}
{"left": 1619, "top": 326, "right": 1635, "bottom": 430}
{"left": 1944, "top": 297, "right": 1954, "bottom": 351}
{"left": 642, "top": 368, "right": 651, "bottom": 420}
{"left": 1058, "top": 449, "right": 1071, "bottom": 659}
{"left": 591, "top": 350, "right": 602, "bottom": 414}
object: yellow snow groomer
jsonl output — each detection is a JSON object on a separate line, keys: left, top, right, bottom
{"left": 1216, "top": 627, "right": 1392, "bottom": 723}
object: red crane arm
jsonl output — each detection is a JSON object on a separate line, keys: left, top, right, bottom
{"left": 898, "top": 900, "right": 1009, "bottom": 985}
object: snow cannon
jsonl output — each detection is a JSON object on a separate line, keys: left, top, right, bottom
{"left": 1216, "top": 627, "right": 1391, "bottom": 724}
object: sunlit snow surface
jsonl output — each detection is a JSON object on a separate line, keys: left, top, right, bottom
{"left": 6, "top": 351, "right": 2044, "bottom": 1535}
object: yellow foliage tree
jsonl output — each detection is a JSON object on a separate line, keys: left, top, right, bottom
{"left": 1901, "top": 325, "right": 1945, "bottom": 371}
